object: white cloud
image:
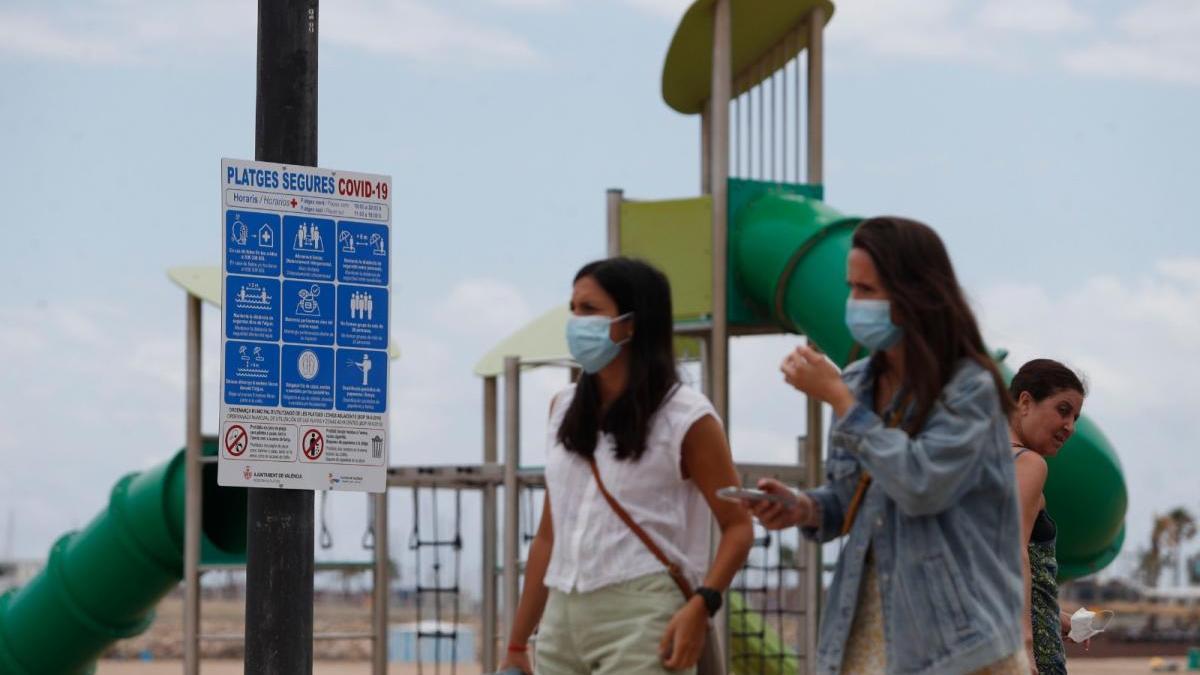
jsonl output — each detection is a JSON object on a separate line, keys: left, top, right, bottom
{"left": 979, "top": 261, "right": 1200, "bottom": 412}
{"left": 0, "top": 1, "right": 253, "bottom": 65}
{"left": 484, "top": 0, "right": 687, "bottom": 21}
{"left": 0, "top": 0, "right": 539, "bottom": 68}
{"left": 487, "top": 0, "right": 567, "bottom": 9}
{"left": 0, "top": 10, "right": 132, "bottom": 64}
{"left": 434, "top": 278, "right": 533, "bottom": 337}
{"left": 976, "top": 0, "right": 1091, "bottom": 34}
{"left": 389, "top": 327, "right": 463, "bottom": 451}
{"left": 323, "top": 0, "right": 540, "bottom": 66}
{"left": 621, "top": 0, "right": 691, "bottom": 21}
{"left": 730, "top": 427, "right": 802, "bottom": 465}
{"left": 830, "top": 0, "right": 980, "bottom": 61}
{"left": 831, "top": 0, "right": 1200, "bottom": 87}
{"left": 0, "top": 300, "right": 189, "bottom": 557}
{"left": 1157, "top": 257, "right": 1200, "bottom": 284}
{"left": 1064, "top": 0, "right": 1200, "bottom": 86}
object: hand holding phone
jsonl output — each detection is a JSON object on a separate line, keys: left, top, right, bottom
{"left": 737, "top": 479, "right": 817, "bottom": 530}
{"left": 717, "top": 486, "right": 792, "bottom": 505}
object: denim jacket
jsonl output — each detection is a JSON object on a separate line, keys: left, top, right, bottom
{"left": 802, "top": 357, "right": 1024, "bottom": 675}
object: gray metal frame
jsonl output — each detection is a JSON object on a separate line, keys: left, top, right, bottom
{"left": 804, "top": 10, "right": 827, "bottom": 669}
{"left": 179, "top": 292, "right": 390, "bottom": 674}
{"left": 183, "top": 295, "right": 202, "bottom": 675}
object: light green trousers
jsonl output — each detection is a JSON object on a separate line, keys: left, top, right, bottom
{"left": 535, "top": 573, "right": 696, "bottom": 675}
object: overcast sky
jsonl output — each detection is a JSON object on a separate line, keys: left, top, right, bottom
{"left": 2, "top": 0, "right": 1198, "bottom": 590}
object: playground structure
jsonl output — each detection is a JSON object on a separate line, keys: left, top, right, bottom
{"left": 0, "top": 1, "right": 1128, "bottom": 674}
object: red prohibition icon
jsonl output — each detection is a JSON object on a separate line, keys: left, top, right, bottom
{"left": 301, "top": 428, "right": 324, "bottom": 461}
{"left": 224, "top": 424, "right": 248, "bottom": 457}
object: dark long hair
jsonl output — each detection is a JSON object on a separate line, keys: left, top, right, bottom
{"left": 557, "top": 257, "right": 679, "bottom": 461}
{"left": 1010, "top": 359, "right": 1086, "bottom": 403}
{"left": 852, "top": 217, "right": 1013, "bottom": 431}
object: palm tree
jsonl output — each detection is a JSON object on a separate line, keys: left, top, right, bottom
{"left": 1163, "top": 507, "right": 1197, "bottom": 587}
{"left": 1137, "top": 508, "right": 1198, "bottom": 588}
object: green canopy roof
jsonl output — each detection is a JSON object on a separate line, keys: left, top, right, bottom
{"left": 168, "top": 266, "right": 402, "bottom": 360}
{"left": 474, "top": 305, "right": 574, "bottom": 377}
{"left": 662, "top": 0, "right": 835, "bottom": 114}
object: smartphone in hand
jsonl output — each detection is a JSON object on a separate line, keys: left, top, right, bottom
{"left": 716, "top": 486, "right": 792, "bottom": 505}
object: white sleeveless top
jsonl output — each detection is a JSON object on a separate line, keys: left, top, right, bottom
{"left": 542, "top": 383, "right": 719, "bottom": 594}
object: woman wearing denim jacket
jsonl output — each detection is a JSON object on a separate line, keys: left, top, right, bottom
{"left": 747, "top": 217, "right": 1028, "bottom": 674}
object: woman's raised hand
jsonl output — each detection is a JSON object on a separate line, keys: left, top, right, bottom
{"left": 780, "top": 346, "right": 856, "bottom": 415}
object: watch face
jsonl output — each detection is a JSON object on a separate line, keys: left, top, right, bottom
{"left": 697, "top": 587, "right": 722, "bottom": 615}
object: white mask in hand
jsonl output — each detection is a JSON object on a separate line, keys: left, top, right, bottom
{"left": 1068, "top": 607, "right": 1114, "bottom": 643}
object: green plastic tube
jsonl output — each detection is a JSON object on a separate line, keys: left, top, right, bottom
{"left": 0, "top": 445, "right": 245, "bottom": 674}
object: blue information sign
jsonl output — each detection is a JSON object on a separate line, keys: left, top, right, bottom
{"left": 283, "top": 215, "right": 335, "bottom": 281}
{"left": 226, "top": 210, "right": 281, "bottom": 276}
{"left": 220, "top": 158, "right": 392, "bottom": 492}
{"left": 226, "top": 275, "right": 281, "bottom": 341}
{"left": 224, "top": 340, "right": 280, "bottom": 407}
{"left": 282, "top": 280, "right": 335, "bottom": 345}
{"left": 336, "top": 284, "right": 388, "bottom": 349}
{"left": 336, "top": 349, "right": 388, "bottom": 413}
{"left": 337, "top": 221, "right": 389, "bottom": 286}
{"left": 281, "top": 345, "right": 334, "bottom": 410}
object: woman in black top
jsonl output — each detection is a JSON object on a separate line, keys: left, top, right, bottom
{"left": 1009, "top": 359, "right": 1087, "bottom": 674}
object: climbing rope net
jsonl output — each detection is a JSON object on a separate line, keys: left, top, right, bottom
{"left": 407, "top": 486, "right": 465, "bottom": 675}
{"left": 729, "top": 524, "right": 807, "bottom": 674}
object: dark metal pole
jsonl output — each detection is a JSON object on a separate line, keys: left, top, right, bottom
{"left": 245, "top": 1, "right": 318, "bottom": 672}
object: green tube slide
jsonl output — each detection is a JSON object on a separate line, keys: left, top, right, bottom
{"left": 0, "top": 443, "right": 246, "bottom": 674}
{"left": 730, "top": 190, "right": 1127, "bottom": 580}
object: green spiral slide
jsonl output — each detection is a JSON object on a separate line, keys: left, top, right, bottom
{"left": 0, "top": 442, "right": 246, "bottom": 674}
{"left": 730, "top": 190, "right": 1127, "bottom": 580}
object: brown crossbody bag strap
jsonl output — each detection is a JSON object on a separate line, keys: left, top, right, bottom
{"left": 587, "top": 458, "right": 695, "bottom": 600}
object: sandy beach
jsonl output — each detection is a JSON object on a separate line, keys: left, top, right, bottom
{"left": 94, "top": 657, "right": 1188, "bottom": 674}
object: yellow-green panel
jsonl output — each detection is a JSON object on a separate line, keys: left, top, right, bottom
{"left": 619, "top": 196, "right": 713, "bottom": 321}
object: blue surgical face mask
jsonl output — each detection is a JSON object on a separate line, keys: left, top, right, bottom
{"left": 566, "top": 312, "right": 633, "bottom": 374}
{"left": 845, "top": 298, "right": 902, "bottom": 351}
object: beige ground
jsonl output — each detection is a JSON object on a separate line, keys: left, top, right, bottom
{"left": 103, "top": 595, "right": 454, "bottom": 661}
{"left": 94, "top": 658, "right": 1185, "bottom": 675}
{"left": 97, "top": 663, "right": 480, "bottom": 674}
{"left": 94, "top": 596, "right": 1195, "bottom": 673}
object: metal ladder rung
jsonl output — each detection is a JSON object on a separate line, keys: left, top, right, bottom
{"left": 414, "top": 585, "right": 460, "bottom": 594}
{"left": 410, "top": 539, "right": 461, "bottom": 548}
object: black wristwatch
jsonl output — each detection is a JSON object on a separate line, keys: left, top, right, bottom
{"left": 695, "top": 586, "right": 722, "bottom": 617}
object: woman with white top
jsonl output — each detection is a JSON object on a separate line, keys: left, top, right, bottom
{"left": 500, "top": 257, "right": 753, "bottom": 675}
